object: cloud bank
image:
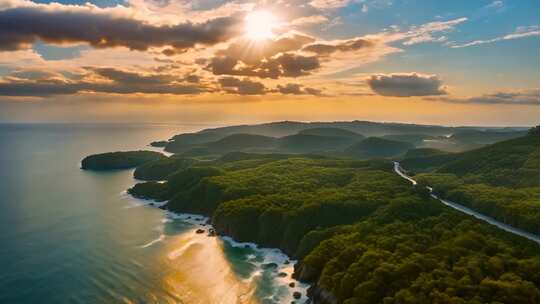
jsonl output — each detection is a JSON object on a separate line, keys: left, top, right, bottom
{"left": 0, "top": 6, "right": 243, "bottom": 52}
{"left": 433, "top": 89, "right": 540, "bottom": 106}
{"left": 367, "top": 73, "right": 447, "bottom": 97}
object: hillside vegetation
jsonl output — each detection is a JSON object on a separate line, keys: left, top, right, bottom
{"left": 298, "top": 127, "right": 365, "bottom": 139}
{"left": 344, "top": 137, "right": 414, "bottom": 159}
{"left": 402, "top": 126, "right": 540, "bottom": 235}
{"left": 81, "top": 151, "right": 165, "bottom": 170}
{"left": 159, "top": 121, "right": 527, "bottom": 156}
{"left": 127, "top": 153, "right": 540, "bottom": 304}
{"left": 278, "top": 134, "right": 358, "bottom": 153}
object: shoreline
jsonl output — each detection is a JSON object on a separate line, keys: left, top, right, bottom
{"left": 121, "top": 183, "right": 311, "bottom": 304}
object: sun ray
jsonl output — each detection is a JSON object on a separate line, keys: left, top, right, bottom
{"left": 244, "top": 11, "right": 278, "bottom": 41}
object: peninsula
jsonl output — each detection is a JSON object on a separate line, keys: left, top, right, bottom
{"left": 83, "top": 121, "right": 540, "bottom": 304}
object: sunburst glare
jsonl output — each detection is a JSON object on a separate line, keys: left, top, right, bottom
{"left": 244, "top": 11, "right": 278, "bottom": 41}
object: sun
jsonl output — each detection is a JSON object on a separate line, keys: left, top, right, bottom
{"left": 245, "top": 11, "right": 278, "bottom": 41}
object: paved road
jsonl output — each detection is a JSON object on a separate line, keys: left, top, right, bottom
{"left": 393, "top": 162, "right": 540, "bottom": 244}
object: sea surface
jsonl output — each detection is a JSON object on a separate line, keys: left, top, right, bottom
{"left": 0, "top": 123, "right": 307, "bottom": 304}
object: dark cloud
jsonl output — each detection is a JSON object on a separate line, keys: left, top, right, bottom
{"left": 304, "top": 87, "right": 323, "bottom": 96}
{"left": 218, "top": 77, "right": 267, "bottom": 95}
{"left": 0, "top": 68, "right": 206, "bottom": 96}
{"left": 0, "top": 7, "right": 243, "bottom": 52}
{"left": 205, "top": 32, "right": 320, "bottom": 79}
{"left": 208, "top": 53, "right": 320, "bottom": 79}
{"left": 0, "top": 67, "right": 325, "bottom": 97}
{"left": 185, "top": 74, "right": 201, "bottom": 83}
{"left": 302, "top": 38, "right": 375, "bottom": 55}
{"left": 0, "top": 81, "right": 82, "bottom": 96}
{"left": 275, "top": 83, "right": 322, "bottom": 95}
{"left": 217, "top": 33, "right": 315, "bottom": 64}
{"left": 431, "top": 89, "right": 540, "bottom": 106}
{"left": 275, "top": 53, "right": 320, "bottom": 77}
{"left": 9, "top": 70, "right": 60, "bottom": 80}
{"left": 367, "top": 73, "right": 447, "bottom": 97}
{"left": 91, "top": 67, "right": 174, "bottom": 85}
{"left": 276, "top": 83, "right": 303, "bottom": 94}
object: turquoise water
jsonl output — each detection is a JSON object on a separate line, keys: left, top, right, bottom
{"left": 0, "top": 124, "right": 306, "bottom": 304}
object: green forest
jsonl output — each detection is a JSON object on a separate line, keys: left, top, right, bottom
{"left": 126, "top": 152, "right": 540, "bottom": 304}
{"left": 402, "top": 126, "right": 540, "bottom": 235}
{"left": 155, "top": 121, "right": 527, "bottom": 156}
{"left": 81, "top": 123, "right": 540, "bottom": 304}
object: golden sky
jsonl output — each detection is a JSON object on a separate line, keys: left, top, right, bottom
{"left": 0, "top": 0, "right": 539, "bottom": 125}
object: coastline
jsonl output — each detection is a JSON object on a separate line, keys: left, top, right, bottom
{"left": 122, "top": 178, "right": 311, "bottom": 304}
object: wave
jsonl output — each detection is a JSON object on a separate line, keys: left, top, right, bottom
{"left": 139, "top": 234, "right": 165, "bottom": 248}
{"left": 119, "top": 191, "right": 168, "bottom": 209}
{"left": 122, "top": 187, "right": 310, "bottom": 303}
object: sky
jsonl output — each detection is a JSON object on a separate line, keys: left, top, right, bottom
{"left": 0, "top": 0, "right": 539, "bottom": 126}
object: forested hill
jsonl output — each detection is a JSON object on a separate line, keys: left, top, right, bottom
{"left": 401, "top": 126, "right": 540, "bottom": 235}
{"left": 155, "top": 121, "right": 527, "bottom": 156}
{"left": 436, "top": 126, "right": 540, "bottom": 186}
{"left": 124, "top": 153, "right": 540, "bottom": 304}
{"left": 197, "top": 121, "right": 457, "bottom": 137}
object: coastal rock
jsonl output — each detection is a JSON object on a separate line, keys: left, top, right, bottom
{"left": 150, "top": 140, "right": 168, "bottom": 147}
{"left": 262, "top": 262, "right": 278, "bottom": 270}
{"left": 307, "top": 285, "right": 337, "bottom": 304}
{"left": 293, "top": 262, "right": 319, "bottom": 282}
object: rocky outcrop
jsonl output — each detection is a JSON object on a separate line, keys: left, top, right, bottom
{"left": 307, "top": 285, "right": 338, "bottom": 304}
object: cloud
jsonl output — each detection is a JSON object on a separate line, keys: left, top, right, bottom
{"left": 302, "top": 37, "right": 375, "bottom": 55}
{"left": 0, "top": 67, "right": 206, "bottom": 96}
{"left": 0, "top": 66, "right": 327, "bottom": 97}
{"left": 216, "top": 33, "right": 316, "bottom": 64}
{"left": 290, "top": 15, "right": 329, "bottom": 27}
{"left": 207, "top": 53, "right": 320, "bottom": 79}
{"left": 451, "top": 26, "right": 540, "bottom": 48}
{"left": 218, "top": 77, "right": 266, "bottom": 95}
{"left": 8, "top": 69, "right": 61, "bottom": 81}
{"left": 309, "top": 0, "right": 349, "bottom": 9}
{"left": 0, "top": 6, "right": 243, "bottom": 52}
{"left": 486, "top": 1, "right": 504, "bottom": 9}
{"left": 402, "top": 17, "right": 467, "bottom": 46}
{"left": 276, "top": 53, "right": 320, "bottom": 77}
{"left": 275, "top": 83, "right": 322, "bottom": 95}
{"left": 91, "top": 67, "right": 174, "bottom": 86}
{"left": 185, "top": 74, "right": 201, "bottom": 83}
{"left": 432, "top": 89, "right": 540, "bottom": 106}
{"left": 403, "top": 34, "right": 447, "bottom": 46}
{"left": 206, "top": 32, "right": 388, "bottom": 79}
{"left": 367, "top": 73, "right": 447, "bottom": 97}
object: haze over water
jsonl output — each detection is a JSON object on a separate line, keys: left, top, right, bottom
{"left": 0, "top": 123, "right": 305, "bottom": 304}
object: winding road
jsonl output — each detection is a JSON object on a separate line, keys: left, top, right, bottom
{"left": 393, "top": 162, "right": 540, "bottom": 245}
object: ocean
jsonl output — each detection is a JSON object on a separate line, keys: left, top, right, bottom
{"left": 0, "top": 123, "right": 307, "bottom": 304}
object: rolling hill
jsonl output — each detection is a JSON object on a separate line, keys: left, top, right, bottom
{"left": 402, "top": 126, "right": 540, "bottom": 234}
{"left": 277, "top": 134, "right": 359, "bottom": 153}
{"left": 344, "top": 137, "right": 415, "bottom": 159}
{"left": 297, "top": 127, "right": 365, "bottom": 139}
